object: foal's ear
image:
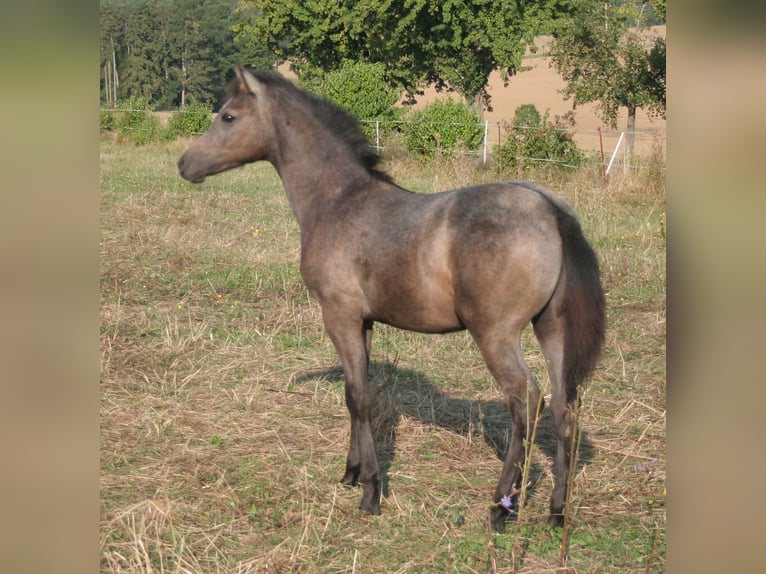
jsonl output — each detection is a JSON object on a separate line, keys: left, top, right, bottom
{"left": 235, "top": 64, "right": 263, "bottom": 97}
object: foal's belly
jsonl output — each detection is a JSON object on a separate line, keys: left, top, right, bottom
{"left": 371, "top": 306, "right": 465, "bottom": 334}
{"left": 364, "top": 277, "right": 464, "bottom": 334}
{"left": 381, "top": 316, "right": 465, "bottom": 335}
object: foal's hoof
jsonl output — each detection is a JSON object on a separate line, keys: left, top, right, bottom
{"left": 340, "top": 471, "right": 358, "bottom": 487}
{"left": 359, "top": 498, "right": 381, "bottom": 515}
{"left": 359, "top": 481, "right": 382, "bottom": 515}
{"left": 548, "top": 512, "right": 565, "bottom": 528}
{"left": 490, "top": 505, "right": 515, "bottom": 532}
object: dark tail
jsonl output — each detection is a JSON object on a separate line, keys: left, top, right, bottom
{"left": 509, "top": 180, "right": 606, "bottom": 402}
{"left": 557, "top": 211, "right": 606, "bottom": 403}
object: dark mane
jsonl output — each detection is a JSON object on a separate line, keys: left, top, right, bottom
{"left": 228, "top": 69, "right": 393, "bottom": 183}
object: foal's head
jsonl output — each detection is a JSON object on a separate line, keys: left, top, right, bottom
{"left": 179, "top": 65, "right": 392, "bottom": 184}
{"left": 178, "top": 65, "right": 278, "bottom": 183}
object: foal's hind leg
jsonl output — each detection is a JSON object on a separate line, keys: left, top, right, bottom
{"left": 533, "top": 304, "right": 575, "bottom": 527}
{"left": 472, "top": 331, "right": 542, "bottom": 532}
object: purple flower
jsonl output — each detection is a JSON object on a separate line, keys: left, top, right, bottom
{"left": 500, "top": 495, "right": 513, "bottom": 510}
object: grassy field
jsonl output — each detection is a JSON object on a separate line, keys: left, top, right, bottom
{"left": 100, "top": 137, "right": 665, "bottom": 573}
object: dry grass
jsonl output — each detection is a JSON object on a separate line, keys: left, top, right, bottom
{"left": 100, "top": 138, "right": 665, "bottom": 573}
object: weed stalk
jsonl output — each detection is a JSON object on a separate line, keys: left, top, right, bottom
{"left": 511, "top": 388, "right": 546, "bottom": 573}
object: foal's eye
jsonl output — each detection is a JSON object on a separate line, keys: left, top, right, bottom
{"left": 222, "top": 113, "right": 235, "bottom": 123}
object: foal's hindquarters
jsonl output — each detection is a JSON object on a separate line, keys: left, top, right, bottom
{"left": 446, "top": 198, "right": 572, "bottom": 530}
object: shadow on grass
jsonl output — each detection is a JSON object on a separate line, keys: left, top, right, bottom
{"left": 295, "top": 360, "right": 594, "bottom": 504}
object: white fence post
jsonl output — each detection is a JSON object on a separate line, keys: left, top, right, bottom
{"left": 483, "top": 119, "right": 489, "bottom": 164}
{"left": 606, "top": 131, "right": 626, "bottom": 176}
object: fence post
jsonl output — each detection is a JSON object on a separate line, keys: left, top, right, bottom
{"left": 376, "top": 120, "right": 380, "bottom": 151}
{"left": 598, "top": 127, "right": 607, "bottom": 182}
{"left": 606, "top": 131, "right": 626, "bottom": 176}
{"left": 483, "top": 119, "right": 489, "bottom": 164}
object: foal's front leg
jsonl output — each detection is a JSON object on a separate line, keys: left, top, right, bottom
{"left": 326, "top": 317, "right": 381, "bottom": 514}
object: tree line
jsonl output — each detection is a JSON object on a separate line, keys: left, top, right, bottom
{"left": 100, "top": 0, "right": 274, "bottom": 110}
{"left": 101, "top": 0, "right": 665, "bottom": 154}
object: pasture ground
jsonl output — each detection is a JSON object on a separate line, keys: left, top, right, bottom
{"left": 100, "top": 138, "right": 665, "bottom": 573}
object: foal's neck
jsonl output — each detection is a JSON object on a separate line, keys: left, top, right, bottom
{"left": 269, "top": 115, "right": 377, "bottom": 230}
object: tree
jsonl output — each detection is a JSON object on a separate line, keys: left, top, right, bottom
{"left": 100, "top": 2, "right": 124, "bottom": 106}
{"left": 549, "top": 0, "right": 666, "bottom": 161}
{"left": 170, "top": 0, "right": 216, "bottom": 107}
{"left": 427, "top": 1, "right": 569, "bottom": 107}
{"left": 100, "top": 0, "right": 275, "bottom": 109}
{"left": 118, "top": 2, "right": 166, "bottom": 102}
{"left": 233, "top": 0, "right": 567, "bottom": 111}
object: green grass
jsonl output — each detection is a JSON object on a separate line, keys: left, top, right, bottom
{"left": 100, "top": 137, "right": 665, "bottom": 573}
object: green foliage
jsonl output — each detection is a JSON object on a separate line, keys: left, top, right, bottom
{"left": 494, "top": 104, "right": 584, "bottom": 173}
{"left": 165, "top": 103, "right": 213, "bottom": 138}
{"left": 100, "top": 0, "right": 272, "bottom": 109}
{"left": 511, "top": 104, "right": 541, "bottom": 128}
{"left": 100, "top": 108, "right": 116, "bottom": 133}
{"left": 102, "top": 100, "right": 211, "bottom": 143}
{"left": 322, "top": 62, "right": 400, "bottom": 121}
{"left": 235, "top": 0, "right": 567, "bottom": 106}
{"left": 645, "top": 37, "right": 666, "bottom": 117}
{"left": 113, "top": 97, "right": 162, "bottom": 145}
{"left": 305, "top": 61, "right": 401, "bottom": 140}
{"left": 401, "top": 98, "right": 483, "bottom": 159}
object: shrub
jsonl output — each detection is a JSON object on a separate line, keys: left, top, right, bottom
{"left": 114, "top": 96, "right": 162, "bottom": 145}
{"left": 511, "top": 104, "right": 541, "bottom": 128}
{"left": 165, "top": 102, "right": 213, "bottom": 139}
{"left": 494, "top": 104, "right": 584, "bottom": 174}
{"left": 308, "top": 61, "right": 402, "bottom": 141}
{"left": 402, "top": 97, "right": 483, "bottom": 159}
{"left": 100, "top": 108, "right": 116, "bottom": 133}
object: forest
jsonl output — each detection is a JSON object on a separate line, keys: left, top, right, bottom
{"left": 100, "top": 0, "right": 274, "bottom": 110}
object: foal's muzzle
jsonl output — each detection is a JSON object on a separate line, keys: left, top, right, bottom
{"left": 177, "top": 154, "right": 206, "bottom": 183}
